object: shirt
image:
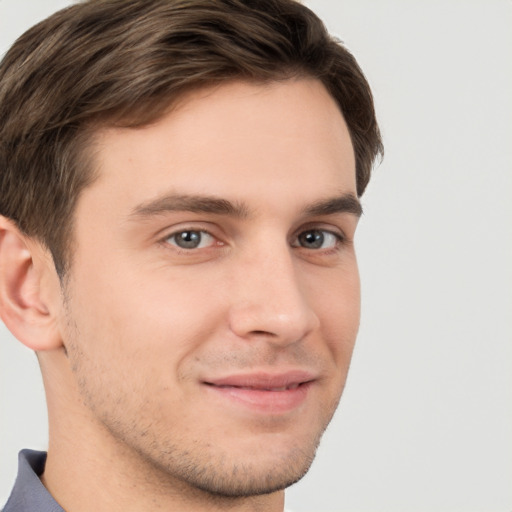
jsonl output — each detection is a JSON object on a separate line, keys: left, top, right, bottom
{"left": 2, "top": 450, "right": 64, "bottom": 512}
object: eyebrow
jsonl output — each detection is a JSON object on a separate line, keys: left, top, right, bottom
{"left": 129, "top": 193, "right": 250, "bottom": 219}
{"left": 302, "top": 194, "right": 363, "bottom": 218}
{"left": 129, "top": 192, "right": 362, "bottom": 221}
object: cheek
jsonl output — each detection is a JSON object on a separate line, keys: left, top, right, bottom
{"left": 64, "top": 263, "right": 227, "bottom": 379}
{"left": 314, "top": 265, "right": 361, "bottom": 365}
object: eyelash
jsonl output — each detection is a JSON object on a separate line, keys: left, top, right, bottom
{"left": 291, "top": 229, "right": 344, "bottom": 251}
{"left": 164, "top": 230, "right": 220, "bottom": 251}
{"left": 162, "top": 227, "right": 346, "bottom": 253}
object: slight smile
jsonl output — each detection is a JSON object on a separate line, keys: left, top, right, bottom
{"left": 203, "top": 371, "right": 317, "bottom": 414}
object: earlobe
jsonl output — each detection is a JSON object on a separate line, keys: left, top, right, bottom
{"left": 0, "top": 217, "right": 63, "bottom": 351}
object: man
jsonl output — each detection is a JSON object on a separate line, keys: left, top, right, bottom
{"left": 0, "top": 0, "right": 382, "bottom": 510}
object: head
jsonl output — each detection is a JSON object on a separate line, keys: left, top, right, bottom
{"left": 0, "top": 0, "right": 381, "bottom": 278}
{"left": 0, "top": 0, "right": 382, "bottom": 505}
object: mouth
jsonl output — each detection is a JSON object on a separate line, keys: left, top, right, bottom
{"left": 213, "top": 383, "right": 302, "bottom": 391}
{"left": 202, "top": 371, "right": 316, "bottom": 413}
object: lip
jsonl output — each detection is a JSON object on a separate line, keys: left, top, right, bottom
{"left": 202, "top": 370, "right": 317, "bottom": 414}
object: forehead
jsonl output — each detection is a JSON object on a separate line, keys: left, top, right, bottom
{"left": 86, "top": 79, "right": 356, "bottom": 214}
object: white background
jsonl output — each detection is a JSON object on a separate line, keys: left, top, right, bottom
{"left": 1, "top": 1, "right": 511, "bottom": 511}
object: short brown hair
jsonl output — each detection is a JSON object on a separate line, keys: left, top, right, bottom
{"left": 0, "top": 0, "right": 383, "bottom": 276}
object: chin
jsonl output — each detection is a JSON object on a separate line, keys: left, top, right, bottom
{"left": 176, "top": 444, "right": 318, "bottom": 498}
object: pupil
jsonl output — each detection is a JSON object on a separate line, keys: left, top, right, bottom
{"left": 177, "top": 231, "right": 200, "bottom": 248}
{"left": 300, "top": 230, "right": 323, "bottom": 248}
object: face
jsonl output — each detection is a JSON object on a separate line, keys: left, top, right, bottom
{"left": 60, "top": 79, "right": 361, "bottom": 497}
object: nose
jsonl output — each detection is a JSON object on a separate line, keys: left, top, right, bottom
{"left": 227, "top": 244, "right": 320, "bottom": 346}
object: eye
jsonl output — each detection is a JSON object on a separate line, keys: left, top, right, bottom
{"left": 166, "top": 230, "right": 216, "bottom": 250}
{"left": 295, "top": 229, "right": 341, "bottom": 250}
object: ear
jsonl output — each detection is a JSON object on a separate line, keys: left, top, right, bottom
{"left": 0, "top": 216, "right": 63, "bottom": 351}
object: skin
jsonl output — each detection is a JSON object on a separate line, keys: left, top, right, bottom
{"left": 0, "top": 78, "right": 360, "bottom": 512}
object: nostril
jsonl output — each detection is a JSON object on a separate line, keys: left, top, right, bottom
{"left": 249, "top": 330, "right": 276, "bottom": 336}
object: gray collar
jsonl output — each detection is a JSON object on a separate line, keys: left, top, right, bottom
{"left": 2, "top": 450, "right": 64, "bottom": 512}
